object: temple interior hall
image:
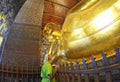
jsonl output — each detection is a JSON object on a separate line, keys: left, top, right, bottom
{"left": 0, "top": 0, "right": 120, "bottom": 82}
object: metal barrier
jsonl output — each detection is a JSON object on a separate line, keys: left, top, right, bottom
{"left": 56, "top": 47, "right": 120, "bottom": 82}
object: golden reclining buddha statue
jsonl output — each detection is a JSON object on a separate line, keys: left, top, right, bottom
{"left": 43, "top": 0, "right": 120, "bottom": 63}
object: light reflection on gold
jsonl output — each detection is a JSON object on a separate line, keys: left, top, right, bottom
{"left": 72, "top": 28, "right": 83, "bottom": 36}
{"left": 61, "top": 0, "right": 120, "bottom": 60}
{"left": 92, "top": 8, "right": 114, "bottom": 29}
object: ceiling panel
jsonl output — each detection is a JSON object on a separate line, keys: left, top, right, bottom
{"left": 42, "top": 0, "right": 80, "bottom": 27}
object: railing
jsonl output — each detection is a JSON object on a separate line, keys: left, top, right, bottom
{"left": 0, "top": 47, "right": 120, "bottom": 82}
{"left": 0, "top": 64, "right": 41, "bottom": 82}
{"left": 56, "top": 47, "right": 120, "bottom": 82}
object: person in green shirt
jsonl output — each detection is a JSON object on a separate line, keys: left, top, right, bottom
{"left": 41, "top": 55, "right": 56, "bottom": 82}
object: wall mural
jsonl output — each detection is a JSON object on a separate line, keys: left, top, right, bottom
{"left": 0, "top": 12, "right": 7, "bottom": 36}
{"left": 0, "top": 0, "right": 26, "bottom": 63}
{"left": 0, "top": 11, "right": 7, "bottom": 63}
